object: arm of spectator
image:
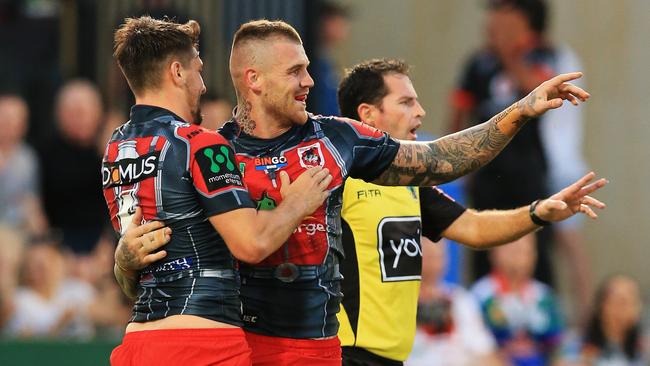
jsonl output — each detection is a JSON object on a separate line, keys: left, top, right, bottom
{"left": 21, "top": 194, "right": 49, "bottom": 235}
{"left": 442, "top": 172, "right": 606, "bottom": 249}
{"left": 373, "top": 73, "right": 590, "bottom": 187}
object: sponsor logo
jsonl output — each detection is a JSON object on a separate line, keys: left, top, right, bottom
{"left": 294, "top": 222, "right": 326, "bottom": 236}
{"left": 242, "top": 314, "right": 258, "bottom": 324}
{"left": 196, "top": 145, "right": 243, "bottom": 192}
{"left": 377, "top": 217, "right": 422, "bottom": 282}
{"left": 102, "top": 151, "right": 160, "bottom": 188}
{"left": 204, "top": 145, "right": 235, "bottom": 173}
{"left": 185, "top": 129, "right": 201, "bottom": 140}
{"left": 357, "top": 189, "right": 382, "bottom": 199}
{"left": 149, "top": 257, "right": 194, "bottom": 272}
{"left": 297, "top": 143, "right": 324, "bottom": 169}
{"left": 255, "top": 192, "right": 277, "bottom": 211}
{"left": 254, "top": 155, "right": 287, "bottom": 171}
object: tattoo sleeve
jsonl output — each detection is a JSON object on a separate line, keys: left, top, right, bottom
{"left": 114, "top": 263, "right": 139, "bottom": 300}
{"left": 374, "top": 101, "right": 530, "bottom": 186}
{"left": 114, "top": 241, "right": 141, "bottom": 300}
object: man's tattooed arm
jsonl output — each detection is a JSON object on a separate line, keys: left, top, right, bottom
{"left": 113, "top": 236, "right": 142, "bottom": 300}
{"left": 114, "top": 263, "right": 139, "bottom": 300}
{"left": 374, "top": 101, "right": 531, "bottom": 187}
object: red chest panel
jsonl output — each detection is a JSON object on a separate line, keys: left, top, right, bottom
{"left": 237, "top": 140, "right": 343, "bottom": 266}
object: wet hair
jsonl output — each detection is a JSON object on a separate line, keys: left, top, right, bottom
{"left": 487, "top": 0, "right": 548, "bottom": 33}
{"left": 113, "top": 16, "right": 200, "bottom": 95}
{"left": 337, "top": 58, "right": 410, "bottom": 120}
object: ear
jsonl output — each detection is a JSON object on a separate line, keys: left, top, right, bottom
{"left": 357, "top": 103, "right": 377, "bottom": 127}
{"left": 169, "top": 60, "right": 185, "bottom": 87}
{"left": 243, "top": 68, "right": 262, "bottom": 93}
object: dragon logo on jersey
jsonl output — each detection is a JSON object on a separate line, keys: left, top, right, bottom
{"left": 297, "top": 143, "right": 325, "bottom": 169}
{"left": 255, "top": 192, "right": 277, "bottom": 211}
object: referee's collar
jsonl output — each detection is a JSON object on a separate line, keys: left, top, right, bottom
{"left": 129, "top": 104, "right": 186, "bottom": 124}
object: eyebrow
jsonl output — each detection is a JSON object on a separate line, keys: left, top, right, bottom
{"left": 287, "top": 62, "right": 309, "bottom": 73}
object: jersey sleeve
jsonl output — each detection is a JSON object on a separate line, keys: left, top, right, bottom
{"left": 186, "top": 127, "right": 255, "bottom": 217}
{"left": 419, "top": 186, "right": 466, "bottom": 242}
{"left": 334, "top": 117, "right": 401, "bottom": 182}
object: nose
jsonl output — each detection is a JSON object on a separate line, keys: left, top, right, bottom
{"left": 415, "top": 100, "right": 426, "bottom": 118}
{"left": 302, "top": 71, "right": 315, "bottom": 89}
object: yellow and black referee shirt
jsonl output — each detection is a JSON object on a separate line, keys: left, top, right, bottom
{"left": 338, "top": 178, "right": 465, "bottom": 362}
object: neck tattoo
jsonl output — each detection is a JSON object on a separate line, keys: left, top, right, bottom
{"left": 235, "top": 99, "right": 256, "bottom": 135}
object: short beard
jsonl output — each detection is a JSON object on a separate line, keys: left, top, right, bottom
{"left": 191, "top": 107, "right": 203, "bottom": 126}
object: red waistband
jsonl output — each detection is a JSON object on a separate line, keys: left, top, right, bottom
{"left": 123, "top": 327, "right": 245, "bottom": 341}
{"left": 244, "top": 331, "right": 340, "bottom": 349}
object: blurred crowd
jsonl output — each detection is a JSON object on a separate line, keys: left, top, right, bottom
{"left": 0, "top": 80, "right": 234, "bottom": 341}
{"left": 0, "top": 0, "right": 647, "bottom": 365}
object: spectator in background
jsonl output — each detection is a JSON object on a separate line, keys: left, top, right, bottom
{"left": 0, "top": 225, "right": 26, "bottom": 330}
{"left": 4, "top": 239, "right": 96, "bottom": 339}
{"left": 37, "top": 80, "right": 108, "bottom": 255}
{"left": 85, "top": 235, "right": 132, "bottom": 340}
{"left": 471, "top": 234, "right": 564, "bottom": 366}
{"left": 0, "top": 95, "right": 48, "bottom": 235}
{"left": 538, "top": 45, "right": 592, "bottom": 325}
{"left": 449, "top": 2, "right": 592, "bottom": 314}
{"left": 407, "top": 239, "right": 502, "bottom": 366}
{"left": 307, "top": 1, "right": 351, "bottom": 116}
{"left": 582, "top": 275, "right": 648, "bottom": 366}
{"left": 200, "top": 92, "right": 233, "bottom": 131}
{"left": 450, "top": 0, "right": 555, "bottom": 285}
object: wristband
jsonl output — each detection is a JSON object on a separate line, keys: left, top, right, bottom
{"left": 529, "top": 199, "right": 551, "bottom": 226}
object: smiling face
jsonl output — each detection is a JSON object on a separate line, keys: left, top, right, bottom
{"left": 256, "top": 38, "right": 314, "bottom": 126}
{"left": 371, "top": 73, "right": 426, "bottom": 141}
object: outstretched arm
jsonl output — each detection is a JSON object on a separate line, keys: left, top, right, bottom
{"left": 373, "top": 72, "right": 590, "bottom": 187}
{"left": 441, "top": 172, "right": 607, "bottom": 249}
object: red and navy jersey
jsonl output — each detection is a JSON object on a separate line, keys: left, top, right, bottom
{"left": 219, "top": 114, "right": 400, "bottom": 338}
{"left": 102, "top": 105, "right": 254, "bottom": 326}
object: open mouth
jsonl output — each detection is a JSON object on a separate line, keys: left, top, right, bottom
{"left": 295, "top": 94, "right": 307, "bottom": 102}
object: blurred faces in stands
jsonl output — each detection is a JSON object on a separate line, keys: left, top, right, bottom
{"left": 55, "top": 80, "right": 103, "bottom": 148}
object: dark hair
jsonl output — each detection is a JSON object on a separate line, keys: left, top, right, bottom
{"left": 232, "top": 19, "right": 302, "bottom": 49}
{"left": 584, "top": 275, "right": 642, "bottom": 361}
{"left": 320, "top": 1, "right": 350, "bottom": 20}
{"left": 487, "top": 0, "right": 547, "bottom": 33}
{"left": 113, "top": 16, "right": 200, "bottom": 95}
{"left": 337, "top": 58, "right": 410, "bottom": 120}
